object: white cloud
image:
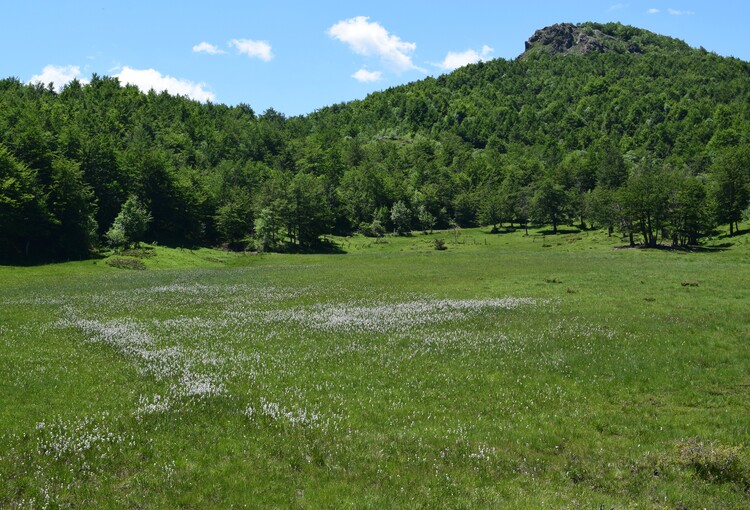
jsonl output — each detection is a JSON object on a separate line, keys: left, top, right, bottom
{"left": 193, "top": 41, "right": 224, "bottom": 55}
{"left": 328, "top": 16, "right": 424, "bottom": 73}
{"left": 115, "top": 66, "right": 215, "bottom": 102}
{"left": 352, "top": 68, "right": 383, "bottom": 82}
{"left": 608, "top": 3, "right": 627, "bottom": 11}
{"left": 647, "top": 8, "right": 660, "bottom": 14}
{"left": 668, "top": 9, "right": 695, "bottom": 16}
{"left": 230, "top": 38, "right": 273, "bottom": 61}
{"left": 29, "top": 64, "right": 88, "bottom": 91}
{"left": 436, "top": 45, "right": 493, "bottom": 71}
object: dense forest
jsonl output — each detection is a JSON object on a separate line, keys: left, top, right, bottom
{"left": 2, "top": 22, "right": 750, "bottom": 263}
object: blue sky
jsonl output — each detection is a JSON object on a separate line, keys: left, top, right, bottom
{"left": 2, "top": 1, "right": 746, "bottom": 116}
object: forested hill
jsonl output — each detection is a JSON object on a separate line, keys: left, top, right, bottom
{"left": 2, "top": 21, "right": 750, "bottom": 262}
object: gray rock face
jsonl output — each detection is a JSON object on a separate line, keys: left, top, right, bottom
{"left": 523, "top": 23, "right": 641, "bottom": 57}
{"left": 525, "top": 23, "right": 578, "bottom": 53}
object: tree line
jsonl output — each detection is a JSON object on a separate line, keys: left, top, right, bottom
{"left": 2, "top": 22, "right": 750, "bottom": 262}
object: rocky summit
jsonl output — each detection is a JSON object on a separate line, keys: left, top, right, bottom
{"left": 522, "top": 22, "right": 646, "bottom": 57}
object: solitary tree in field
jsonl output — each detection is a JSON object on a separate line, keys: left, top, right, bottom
{"left": 106, "top": 195, "right": 151, "bottom": 249}
{"left": 390, "top": 200, "right": 412, "bottom": 235}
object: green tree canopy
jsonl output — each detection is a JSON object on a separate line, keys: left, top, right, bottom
{"left": 106, "top": 195, "right": 152, "bottom": 249}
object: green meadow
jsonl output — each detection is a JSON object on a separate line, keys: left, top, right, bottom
{"left": 1, "top": 228, "right": 749, "bottom": 508}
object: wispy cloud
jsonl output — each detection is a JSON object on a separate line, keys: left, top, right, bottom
{"left": 115, "top": 66, "right": 215, "bottom": 102}
{"left": 328, "top": 16, "right": 425, "bottom": 73}
{"left": 608, "top": 3, "right": 627, "bottom": 11}
{"left": 436, "top": 45, "right": 493, "bottom": 71}
{"left": 668, "top": 9, "right": 695, "bottom": 16}
{"left": 193, "top": 41, "right": 225, "bottom": 55}
{"left": 647, "top": 7, "right": 695, "bottom": 16}
{"left": 230, "top": 39, "right": 273, "bottom": 61}
{"left": 352, "top": 68, "right": 382, "bottom": 83}
{"left": 29, "top": 64, "right": 88, "bottom": 91}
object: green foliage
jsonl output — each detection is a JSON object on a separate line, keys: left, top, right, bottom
{"left": 531, "top": 178, "right": 569, "bottom": 233}
{"left": 711, "top": 146, "right": 750, "bottom": 235}
{"left": 215, "top": 188, "right": 253, "bottom": 245}
{"left": 390, "top": 200, "right": 412, "bottom": 235}
{"left": 622, "top": 156, "right": 675, "bottom": 247}
{"left": 106, "top": 195, "right": 152, "bottom": 249}
{"left": 359, "top": 218, "right": 385, "bottom": 238}
{"left": 286, "top": 172, "right": 333, "bottom": 249}
{"left": 478, "top": 187, "right": 505, "bottom": 231}
{"left": 48, "top": 157, "right": 98, "bottom": 259}
{"left": 416, "top": 204, "right": 436, "bottom": 233}
{"left": 253, "top": 207, "right": 280, "bottom": 252}
{"left": 0, "top": 144, "right": 49, "bottom": 261}
{"left": 105, "top": 256, "right": 147, "bottom": 270}
{"left": 2, "top": 21, "right": 750, "bottom": 258}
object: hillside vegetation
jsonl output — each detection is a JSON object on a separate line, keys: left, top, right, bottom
{"left": 2, "top": 22, "right": 750, "bottom": 262}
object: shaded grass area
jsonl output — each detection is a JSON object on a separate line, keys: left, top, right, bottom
{"left": 0, "top": 227, "right": 748, "bottom": 508}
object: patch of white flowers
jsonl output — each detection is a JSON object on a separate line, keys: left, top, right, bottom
{"left": 468, "top": 444, "right": 497, "bottom": 461}
{"left": 245, "top": 397, "right": 327, "bottom": 429}
{"left": 34, "top": 412, "right": 131, "bottom": 464}
{"left": 222, "top": 296, "right": 542, "bottom": 335}
{"left": 56, "top": 310, "right": 227, "bottom": 403}
{"left": 134, "top": 393, "right": 172, "bottom": 418}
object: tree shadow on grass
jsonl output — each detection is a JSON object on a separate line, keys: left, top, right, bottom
{"left": 614, "top": 243, "right": 732, "bottom": 253}
{"left": 717, "top": 228, "right": 749, "bottom": 240}
{"left": 683, "top": 243, "right": 733, "bottom": 253}
{"left": 537, "top": 228, "right": 582, "bottom": 236}
{"left": 484, "top": 226, "right": 520, "bottom": 235}
{"left": 296, "top": 238, "right": 348, "bottom": 254}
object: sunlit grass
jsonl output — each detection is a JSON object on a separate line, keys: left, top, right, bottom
{"left": 1, "top": 227, "right": 748, "bottom": 508}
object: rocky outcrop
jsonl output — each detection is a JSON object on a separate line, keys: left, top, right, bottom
{"left": 522, "top": 23, "right": 644, "bottom": 58}
{"left": 524, "top": 23, "right": 578, "bottom": 53}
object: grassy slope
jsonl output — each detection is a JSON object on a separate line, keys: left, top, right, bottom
{"left": 0, "top": 228, "right": 748, "bottom": 508}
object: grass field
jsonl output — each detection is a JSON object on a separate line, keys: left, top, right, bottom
{"left": 1, "top": 227, "right": 749, "bottom": 508}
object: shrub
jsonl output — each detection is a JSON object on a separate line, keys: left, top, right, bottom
{"left": 359, "top": 219, "right": 385, "bottom": 238}
{"left": 676, "top": 437, "right": 745, "bottom": 483}
{"left": 434, "top": 238, "right": 447, "bottom": 250}
{"left": 106, "top": 257, "right": 146, "bottom": 270}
